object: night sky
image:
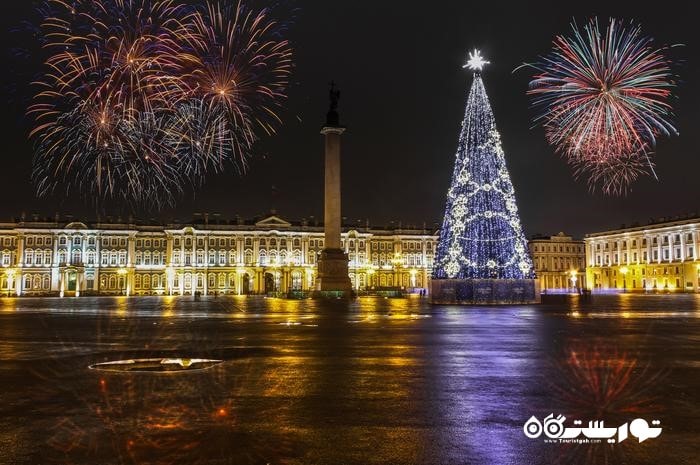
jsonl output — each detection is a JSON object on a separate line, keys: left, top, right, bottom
{"left": 1, "top": 1, "right": 698, "bottom": 239}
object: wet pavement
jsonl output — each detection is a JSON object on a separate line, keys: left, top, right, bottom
{"left": 0, "top": 294, "right": 698, "bottom": 465}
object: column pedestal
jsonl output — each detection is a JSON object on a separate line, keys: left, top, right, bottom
{"left": 314, "top": 249, "right": 352, "bottom": 298}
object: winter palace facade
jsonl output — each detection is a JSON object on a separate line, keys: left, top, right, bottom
{"left": 0, "top": 215, "right": 437, "bottom": 297}
{"left": 584, "top": 215, "right": 700, "bottom": 293}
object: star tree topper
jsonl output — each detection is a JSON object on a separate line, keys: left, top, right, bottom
{"left": 463, "top": 49, "right": 490, "bottom": 72}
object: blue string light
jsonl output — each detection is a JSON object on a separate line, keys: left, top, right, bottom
{"left": 433, "top": 51, "right": 534, "bottom": 280}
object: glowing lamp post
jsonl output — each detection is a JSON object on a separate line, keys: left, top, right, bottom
{"left": 391, "top": 253, "right": 403, "bottom": 290}
{"left": 118, "top": 267, "right": 128, "bottom": 296}
{"left": 6, "top": 269, "right": 16, "bottom": 296}
{"left": 620, "top": 266, "right": 629, "bottom": 292}
{"left": 569, "top": 270, "right": 578, "bottom": 292}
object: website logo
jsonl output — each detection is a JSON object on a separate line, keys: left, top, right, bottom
{"left": 523, "top": 414, "right": 662, "bottom": 444}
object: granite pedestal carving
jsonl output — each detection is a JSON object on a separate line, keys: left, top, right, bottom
{"left": 314, "top": 248, "right": 352, "bottom": 297}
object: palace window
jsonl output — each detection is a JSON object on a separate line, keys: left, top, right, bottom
{"left": 228, "top": 250, "right": 236, "bottom": 265}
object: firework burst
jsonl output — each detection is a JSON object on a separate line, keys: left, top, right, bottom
{"left": 524, "top": 18, "right": 678, "bottom": 194}
{"left": 29, "top": 0, "right": 292, "bottom": 208}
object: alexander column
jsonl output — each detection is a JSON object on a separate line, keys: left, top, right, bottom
{"left": 314, "top": 82, "right": 352, "bottom": 297}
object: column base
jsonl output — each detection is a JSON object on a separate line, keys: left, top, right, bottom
{"left": 313, "top": 248, "right": 353, "bottom": 298}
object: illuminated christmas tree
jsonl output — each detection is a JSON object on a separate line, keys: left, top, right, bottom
{"left": 433, "top": 51, "right": 534, "bottom": 284}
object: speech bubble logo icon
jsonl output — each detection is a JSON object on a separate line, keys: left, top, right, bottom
{"left": 629, "top": 418, "right": 663, "bottom": 443}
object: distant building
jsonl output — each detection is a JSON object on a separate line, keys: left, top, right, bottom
{"left": 528, "top": 232, "right": 586, "bottom": 293}
{"left": 0, "top": 214, "right": 437, "bottom": 297}
{"left": 584, "top": 216, "right": 700, "bottom": 293}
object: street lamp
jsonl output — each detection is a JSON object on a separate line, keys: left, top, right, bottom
{"left": 390, "top": 253, "right": 403, "bottom": 289}
{"left": 620, "top": 266, "right": 629, "bottom": 292}
{"left": 569, "top": 270, "right": 578, "bottom": 292}
{"left": 5, "top": 268, "right": 16, "bottom": 296}
{"left": 118, "top": 267, "right": 128, "bottom": 296}
{"left": 367, "top": 266, "right": 375, "bottom": 291}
